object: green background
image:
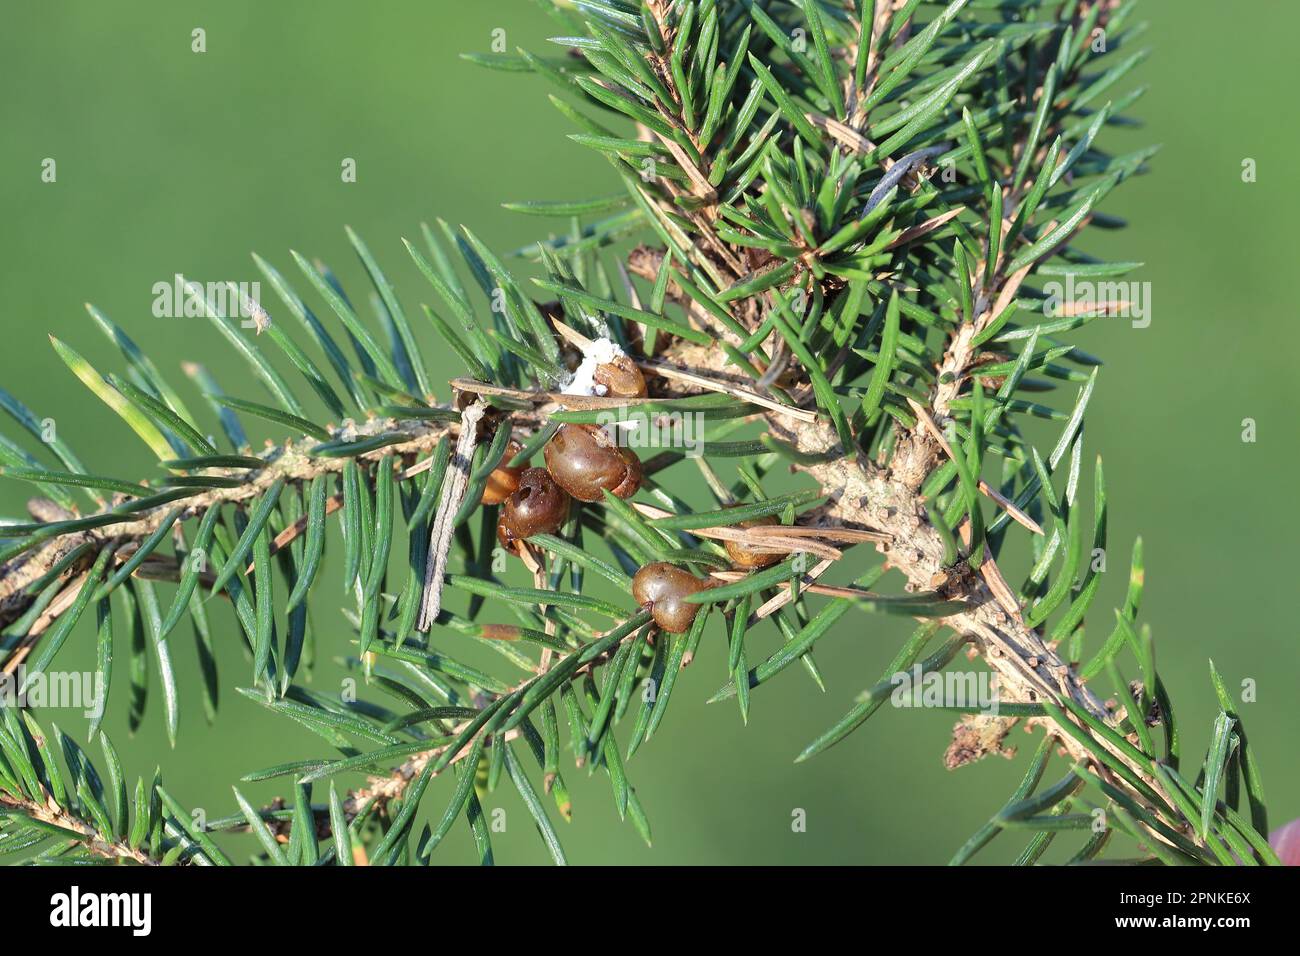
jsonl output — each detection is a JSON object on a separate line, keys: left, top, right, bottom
{"left": 1, "top": 1, "right": 1294, "bottom": 865}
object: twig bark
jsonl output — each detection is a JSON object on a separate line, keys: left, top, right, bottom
{"left": 0, "top": 791, "right": 157, "bottom": 865}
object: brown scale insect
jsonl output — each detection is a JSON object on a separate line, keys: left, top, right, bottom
{"left": 543, "top": 423, "right": 642, "bottom": 503}
{"left": 592, "top": 355, "right": 647, "bottom": 398}
{"left": 496, "top": 467, "right": 571, "bottom": 549}
{"left": 970, "top": 350, "right": 1011, "bottom": 391}
{"left": 481, "top": 440, "right": 525, "bottom": 506}
{"left": 723, "top": 515, "right": 788, "bottom": 570}
{"left": 631, "top": 561, "right": 709, "bottom": 633}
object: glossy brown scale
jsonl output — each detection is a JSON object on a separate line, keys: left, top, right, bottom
{"left": 481, "top": 440, "right": 525, "bottom": 506}
{"left": 593, "top": 355, "right": 647, "bottom": 398}
{"left": 496, "top": 467, "right": 571, "bottom": 549}
{"left": 543, "top": 423, "right": 642, "bottom": 503}
{"left": 631, "top": 561, "right": 708, "bottom": 633}
{"left": 724, "top": 515, "right": 786, "bottom": 569}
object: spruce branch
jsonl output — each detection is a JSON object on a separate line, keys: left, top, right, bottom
{"left": 0, "top": 0, "right": 1279, "bottom": 866}
{"left": 0, "top": 790, "right": 158, "bottom": 865}
{"left": 2, "top": 413, "right": 468, "bottom": 636}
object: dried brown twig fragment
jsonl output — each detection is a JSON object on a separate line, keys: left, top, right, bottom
{"left": 417, "top": 399, "right": 486, "bottom": 632}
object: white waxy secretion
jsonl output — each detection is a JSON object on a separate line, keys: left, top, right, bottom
{"left": 562, "top": 335, "right": 624, "bottom": 398}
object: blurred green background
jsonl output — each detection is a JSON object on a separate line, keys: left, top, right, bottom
{"left": 1, "top": 1, "right": 1295, "bottom": 865}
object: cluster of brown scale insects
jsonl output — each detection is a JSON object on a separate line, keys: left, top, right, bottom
{"left": 485, "top": 350, "right": 791, "bottom": 633}
{"left": 491, "top": 356, "right": 646, "bottom": 551}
